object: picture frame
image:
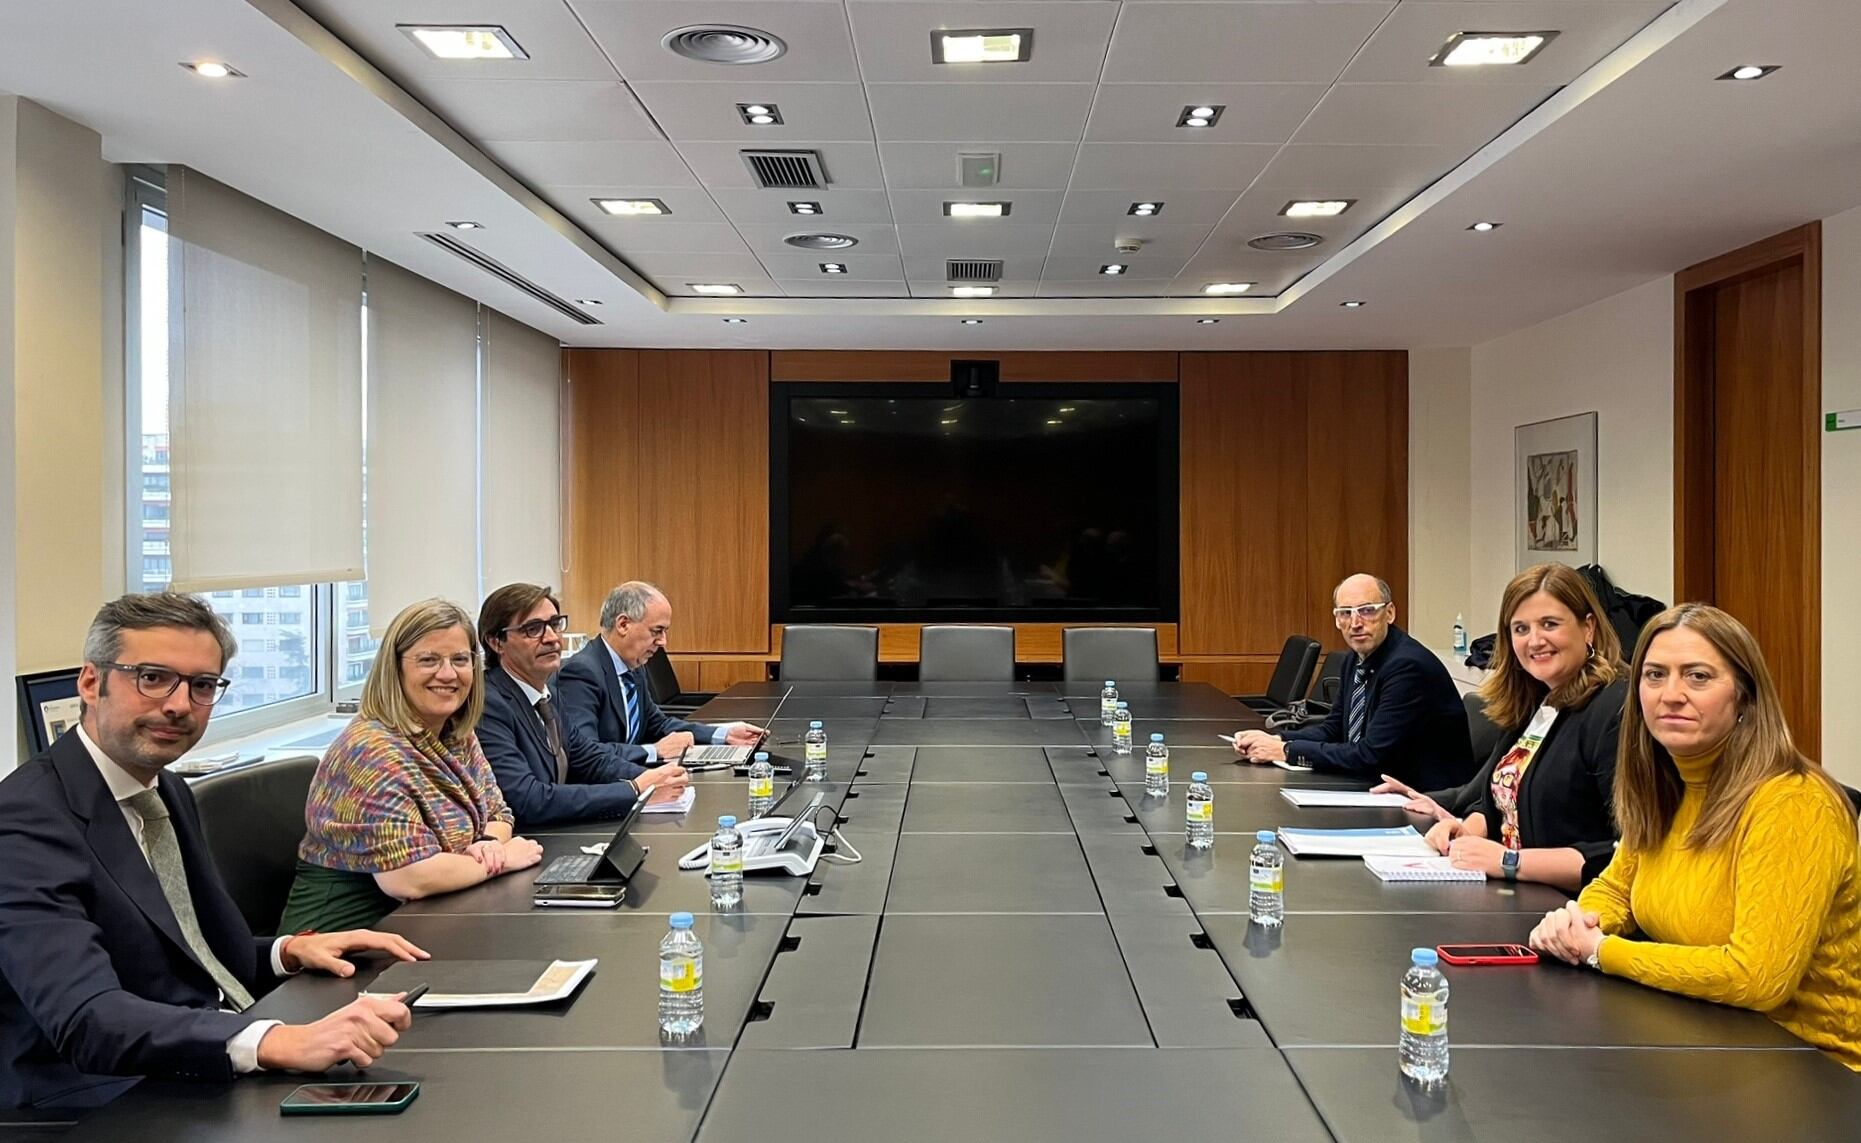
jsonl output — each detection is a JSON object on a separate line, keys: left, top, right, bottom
{"left": 17, "top": 667, "right": 83, "bottom": 757}
{"left": 1514, "top": 411, "right": 1598, "bottom": 572}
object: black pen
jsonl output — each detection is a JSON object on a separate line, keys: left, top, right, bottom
{"left": 400, "top": 983, "right": 430, "bottom": 1009}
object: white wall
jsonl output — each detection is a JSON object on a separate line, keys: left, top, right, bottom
{"left": 1821, "top": 205, "right": 1861, "bottom": 785}
{"left": 1408, "top": 347, "right": 1473, "bottom": 648}
{"left": 0, "top": 97, "right": 19, "bottom": 765}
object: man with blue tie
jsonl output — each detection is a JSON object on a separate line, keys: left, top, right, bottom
{"left": 1231, "top": 573, "right": 1473, "bottom": 791}
{"left": 556, "top": 581, "right": 766, "bottom": 761}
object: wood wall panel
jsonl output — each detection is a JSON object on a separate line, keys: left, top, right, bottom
{"left": 771, "top": 350, "right": 1176, "bottom": 383}
{"left": 563, "top": 349, "right": 638, "bottom": 634}
{"left": 1179, "top": 658, "right": 1279, "bottom": 696}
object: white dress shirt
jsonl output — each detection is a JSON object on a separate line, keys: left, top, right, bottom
{"left": 74, "top": 726, "right": 290, "bottom": 1073}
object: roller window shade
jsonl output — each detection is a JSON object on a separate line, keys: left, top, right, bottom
{"left": 166, "top": 167, "right": 363, "bottom": 591}
{"left": 481, "top": 309, "right": 562, "bottom": 599}
{"left": 363, "top": 257, "right": 480, "bottom": 636}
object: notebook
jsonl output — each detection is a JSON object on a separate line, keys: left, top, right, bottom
{"left": 1363, "top": 854, "right": 1486, "bottom": 883}
{"left": 641, "top": 785, "right": 697, "bottom": 814}
{"left": 1280, "top": 789, "right": 1412, "bottom": 808}
{"left": 1276, "top": 826, "right": 1433, "bottom": 858}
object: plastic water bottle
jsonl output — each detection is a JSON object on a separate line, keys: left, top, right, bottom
{"left": 1099, "top": 680, "right": 1119, "bottom": 726}
{"left": 1112, "top": 702, "right": 1133, "bottom": 755}
{"left": 1249, "top": 830, "right": 1284, "bottom": 925}
{"left": 658, "top": 912, "right": 704, "bottom": 1036}
{"left": 1399, "top": 948, "right": 1449, "bottom": 1084}
{"left": 1144, "top": 733, "right": 1170, "bottom": 796}
{"left": 747, "top": 751, "right": 775, "bottom": 817}
{"left": 1452, "top": 614, "right": 1468, "bottom": 657}
{"left": 710, "top": 816, "right": 743, "bottom": 909}
{"left": 1186, "top": 771, "right": 1214, "bottom": 849}
{"left": 803, "top": 720, "right": 828, "bottom": 781}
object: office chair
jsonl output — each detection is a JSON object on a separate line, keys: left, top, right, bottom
{"left": 190, "top": 755, "right": 319, "bottom": 934}
{"left": 1464, "top": 692, "right": 1505, "bottom": 770}
{"left": 919, "top": 625, "right": 1015, "bottom": 682}
{"left": 643, "top": 652, "right": 714, "bottom": 716}
{"left": 1061, "top": 627, "right": 1159, "bottom": 685}
{"left": 779, "top": 625, "right": 880, "bottom": 682}
{"left": 1237, "top": 635, "right": 1322, "bottom": 714}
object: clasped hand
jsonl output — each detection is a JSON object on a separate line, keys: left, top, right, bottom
{"left": 1529, "top": 900, "right": 1606, "bottom": 965}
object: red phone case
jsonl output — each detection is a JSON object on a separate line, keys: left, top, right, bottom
{"left": 1435, "top": 944, "right": 1539, "bottom": 966}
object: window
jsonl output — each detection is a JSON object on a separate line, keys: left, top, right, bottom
{"left": 278, "top": 585, "right": 302, "bottom": 598}
{"left": 241, "top": 588, "right": 265, "bottom": 599}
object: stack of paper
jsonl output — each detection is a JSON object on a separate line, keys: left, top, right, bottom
{"left": 366, "top": 958, "right": 597, "bottom": 1008}
{"left": 1363, "top": 854, "right": 1485, "bottom": 883}
{"left": 1276, "top": 826, "right": 1433, "bottom": 858}
{"left": 1280, "top": 789, "right": 1412, "bottom": 808}
{"left": 642, "top": 785, "right": 697, "bottom": 815}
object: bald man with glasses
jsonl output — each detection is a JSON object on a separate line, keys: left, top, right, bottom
{"left": 1232, "top": 573, "right": 1474, "bottom": 790}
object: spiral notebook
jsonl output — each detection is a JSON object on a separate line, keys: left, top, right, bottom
{"left": 1363, "top": 854, "right": 1486, "bottom": 883}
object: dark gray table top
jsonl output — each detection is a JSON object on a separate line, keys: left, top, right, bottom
{"left": 733, "top": 915, "right": 880, "bottom": 1049}
{"left": 900, "top": 781, "right": 1076, "bottom": 832}
{"left": 1157, "top": 842, "right": 1569, "bottom": 916}
{"left": 906, "top": 744, "right": 1058, "bottom": 782}
{"left": 885, "top": 832, "right": 1104, "bottom": 914}
{"left": 1121, "top": 777, "right": 1435, "bottom": 835}
{"left": 869, "top": 717, "right": 1091, "bottom": 747}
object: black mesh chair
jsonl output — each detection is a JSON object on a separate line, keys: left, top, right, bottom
{"left": 1061, "top": 627, "right": 1159, "bottom": 685}
{"left": 919, "top": 625, "right": 1015, "bottom": 682}
{"left": 1464, "top": 691, "right": 1504, "bottom": 770}
{"left": 1237, "top": 635, "right": 1322, "bottom": 714}
{"left": 643, "top": 652, "right": 713, "bottom": 716}
{"left": 1307, "top": 650, "right": 1348, "bottom": 713}
{"left": 190, "top": 755, "right": 319, "bottom": 934}
{"left": 779, "top": 625, "right": 880, "bottom": 682}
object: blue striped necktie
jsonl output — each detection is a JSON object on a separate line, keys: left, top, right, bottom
{"left": 622, "top": 673, "right": 641, "bottom": 743}
{"left": 1346, "top": 665, "right": 1369, "bottom": 743}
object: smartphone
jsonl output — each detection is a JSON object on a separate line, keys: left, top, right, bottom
{"left": 280, "top": 1081, "right": 420, "bottom": 1116}
{"left": 1435, "top": 943, "right": 1539, "bottom": 966}
{"left": 534, "top": 883, "right": 626, "bottom": 908}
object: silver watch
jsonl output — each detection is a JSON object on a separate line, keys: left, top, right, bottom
{"left": 1583, "top": 935, "right": 1606, "bottom": 970}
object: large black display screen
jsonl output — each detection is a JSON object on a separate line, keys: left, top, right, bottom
{"left": 772, "top": 385, "right": 1178, "bottom": 621}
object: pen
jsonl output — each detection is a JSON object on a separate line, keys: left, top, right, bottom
{"left": 400, "top": 983, "right": 430, "bottom": 1009}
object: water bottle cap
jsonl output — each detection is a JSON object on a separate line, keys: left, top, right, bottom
{"left": 1191, "top": 771, "right": 1208, "bottom": 782}
{"left": 1411, "top": 947, "right": 1439, "bottom": 967}
{"left": 670, "top": 912, "right": 695, "bottom": 929}
{"left": 719, "top": 815, "right": 737, "bottom": 828}
{"left": 810, "top": 720, "right": 823, "bottom": 728}
{"left": 1149, "top": 733, "right": 1165, "bottom": 742}
{"left": 1116, "top": 701, "right": 1128, "bottom": 709}
{"left": 1104, "top": 680, "right": 1115, "bottom": 687}
{"left": 753, "top": 751, "right": 769, "bottom": 761}
{"left": 1256, "top": 830, "right": 1277, "bottom": 843}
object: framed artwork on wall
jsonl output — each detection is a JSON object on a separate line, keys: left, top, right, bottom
{"left": 1515, "top": 411, "right": 1598, "bottom": 572}
{"left": 16, "top": 667, "right": 83, "bottom": 757}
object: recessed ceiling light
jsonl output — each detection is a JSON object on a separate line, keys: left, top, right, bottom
{"left": 445, "top": 220, "right": 484, "bottom": 230}
{"left": 737, "top": 102, "right": 783, "bottom": 126}
{"left": 820, "top": 263, "right": 847, "bottom": 274}
{"left": 592, "top": 197, "right": 670, "bottom": 216}
{"left": 1718, "top": 64, "right": 1780, "bottom": 81}
{"left": 1177, "top": 104, "right": 1226, "bottom": 128}
{"left": 945, "top": 202, "right": 1010, "bottom": 219}
{"left": 1099, "top": 264, "right": 1127, "bottom": 276}
{"left": 1468, "top": 221, "right": 1502, "bottom": 232}
{"left": 399, "top": 25, "right": 528, "bottom": 61}
{"left": 1196, "top": 318, "right": 1221, "bottom": 324}
{"left": 180, "top": 61, "right": 244, "bottom": 79}
{"left": 960, "top": 319, "right": 984, "bottom": 325}
{"left": 950, "top": 285, "right": 996, "bottom": 297}
{"left": 721, "top": 317, "right": 750, "bottom": 324}
{"left": 788, "top": 201, "right": 822, "bottom": 215}
{"left": 663, "top": 24, "right": 787, "bottom": 65}
{"left": 1429, "top": 31, "right": 1558, "bottom": 68}
{"left": 575, "top": 299, "right": 603, "bottom": 306}
{"left": 690, "top": 283, "right": 744, "bottom": 295}
{"left": 1202, "top": 282, "right": 1252, "bottom": 295}
{"left": 932, "top": 29, "right": 1034, "bottom": 65}
{"left": 1281, "top": 199, "right": 1354, "bottom": 218}
{"left": 1340, "top": 300, "right": 1366, "bottom": 309}
{"left": 785, "top": 233, "right": 858, "bottom": 250}
{"left": 1128, "top": 202, "right": 1164, "bottom": 216}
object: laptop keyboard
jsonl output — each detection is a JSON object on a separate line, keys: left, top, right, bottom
{"left": 537, "top": 853, "right": 599, "bottom": 883}
{"left": 682, "top": 744, "right": 750, "bottom": 765}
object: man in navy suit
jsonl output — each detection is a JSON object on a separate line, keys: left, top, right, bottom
{"left": 556, "top": 581, "right": 765, "bottom": 762}
{"left": 477, "top": 583, "right": 692, "bottom": 829}
{"left": 1232, "top": 573, "right": 1474, "bottom": 791}
{"left": 0, "top": 594, "right": 427, "bottom": 1110}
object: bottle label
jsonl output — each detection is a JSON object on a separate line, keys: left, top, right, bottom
{"left": 1186, "top": 799, "right": 1212, "bottom": 822}
{"left": 661, "top": 956, "right": 701, "bottom": 993}
{"left": 1147, "top": 756, "right": 1168, "bottom": 774}
{"left": 1114, "top": 718, "right": 1132, "bottom": 736}
{"left": 1401, "top": 994, "right": 1445, "bottom": 1035}
{"left": 1250, "top": 866, "right": 1283, "bottom": 893}
{"left": 1100, "top": 697, "right": 1117, "bottom": 718}
{"left": 806, "top": 743, "right": 828, "bottom": 763}
{"left": 749, "top": 776, "right": 773, "bottom": 798}
{"left": 712, "top": 850, "right": 742, "bottom": 876}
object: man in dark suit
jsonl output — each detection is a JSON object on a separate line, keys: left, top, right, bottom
{"left": 0, "top": 594, "right": 427, "bottom": 1110}
{"left": 1232, "top": 573, "right": 1474, "bottom": 791}
{"left": 556, "top": 581, "right": 765, "bottom": 762}
{"left": 476, "top": 583, "right": 692, "bottom": 829}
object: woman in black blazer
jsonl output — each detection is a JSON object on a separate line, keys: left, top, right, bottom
{"left": 1380, "top": 563, "right": 1627, "bottom": 891}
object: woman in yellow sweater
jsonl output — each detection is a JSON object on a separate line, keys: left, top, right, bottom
{"left": 1529, "top": 603, "right": 1860, "bottom": 1069}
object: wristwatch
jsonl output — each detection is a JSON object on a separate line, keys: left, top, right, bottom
{"left": 1584, "top": 935, "right": 1607, "bottom": 971}
{"left": 1501, "top": 847, "right": 1521, "bottom": 882}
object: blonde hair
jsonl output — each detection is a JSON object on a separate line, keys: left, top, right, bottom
{"left": 1615, "top": 603, "right": 1852, "bottom": 852}
{"left": 1478, "top": 563, "right": 1622, "bottom": 729}
{"left": 360, "top": 598, "right": 483, "bottom": 749}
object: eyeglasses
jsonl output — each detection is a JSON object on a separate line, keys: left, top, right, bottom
{"left": 102, "top": 662, "right": 232, "bottom": 706}
{"left": 404, "top": 652, "right": 478, "bottom": 673}
{"left": 1331, "top": 603, "right": 1390, "bottom": 623}
{"left": 499, "top": 614, "right": 570, "bottom": 641}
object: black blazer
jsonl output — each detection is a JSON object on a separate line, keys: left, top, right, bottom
{"left": 1279, "top": 624, "right": 1475, "bottom": 791}
{"left": 478, "top": 667, "right": 646, "bottom": 829}
{"left": 0, "top": 734, "right": 272, "bottom": 1109}
{"left": 555, "top": 641, "right": 717, "bottom": 758}
{"left": 1438, "top": 677, "right": 1626, "bottom": 885}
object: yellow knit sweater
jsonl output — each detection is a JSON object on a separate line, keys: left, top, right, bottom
{"left": 1578, "top": 748, "right": 1861, "bottom": 1068}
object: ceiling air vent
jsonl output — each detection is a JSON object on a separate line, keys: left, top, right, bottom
{"left": 662, "top": 25, "right": 787, "bottom": 65}
{"left": 946, "top": 259, "right": 1003, "bottom": 283}
{"left": 742, "top": 149, "right": 829, "bottom": 189}
{"left": 1247, "top": 231, "right": 1323, "bottom": 251}
{"left": 416, "top": 232, "right": 601, "bottom": 325}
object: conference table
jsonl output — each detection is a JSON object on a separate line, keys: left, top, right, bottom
{"left": 47, "top": 682, "right": 1861, "bottom": 1141}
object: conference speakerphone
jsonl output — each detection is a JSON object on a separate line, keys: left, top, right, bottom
{"left": 678, "top": 783, "right": 828, "bottom": 876}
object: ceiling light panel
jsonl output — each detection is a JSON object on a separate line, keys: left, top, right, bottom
{"left": 788, "top": 201, "right": 822, "bottom": 215}
{"left": 592, "top": 197, "right": 671, "bottom": 216}
{"left": 737, "top": 102, "right": 783, "bottom": 126}
{"left": 1202, "top": 282, "right": 1253, "bottom": 295}
{"left": 689, "top": 283, "right": 744, "bottom": 295}
{"left": 931, "top": 29, "right": 1034, "bottom": 65}
{"left": 819, "top": 263, "right": 847, "bottom": 274}
{"left": 944, "top": 201, "right": 1010, "bottom": 219}
{"left": 1280, "top": 199, "right": 1354, "bottom": 218}
{"left": 950, "top": 285, "right": 996, "bottom": 297}
{"left": 1128, "top": 202, "right": 1164, "bottom": 216}
{"left": 1428, "top": 31, "right": 1559, "bottom": 68}
{"left": 399, "top": 25, "right": 528, "bottom": 61}
{"left": 1177, "top": 104, "right": 1226, "bottom": 128}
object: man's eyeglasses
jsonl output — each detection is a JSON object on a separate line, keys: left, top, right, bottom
{"left": 102, "top": 662, "right": 232, "bottom": 706}
{"left": 404, "top": 652, "right": 478, "bottom": 673}
{"left": 1332, "top": 603, "right": 1390, "bottom": 623}
{"left": 500, "top": 614, "right": 570, "bottom": 641}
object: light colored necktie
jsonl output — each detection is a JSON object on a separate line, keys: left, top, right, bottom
{"left": 125, "top": 788, "right": 255, "bottom": 1012}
